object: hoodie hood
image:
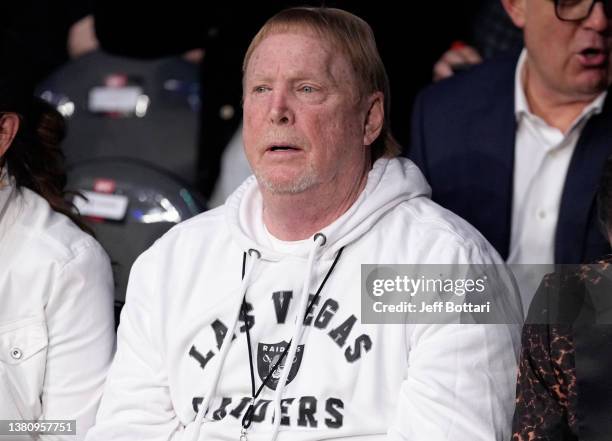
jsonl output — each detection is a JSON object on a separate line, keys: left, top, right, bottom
{"left": 225, "top": 157, "right": 431, "bottom": 260}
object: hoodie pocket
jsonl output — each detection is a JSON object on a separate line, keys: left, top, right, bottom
{"left": 0, "top": 315, "right": 48, "bottom": 421}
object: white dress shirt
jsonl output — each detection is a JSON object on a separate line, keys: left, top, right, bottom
{"left": 507, "top": 49, "right": 607, "bottom": 306}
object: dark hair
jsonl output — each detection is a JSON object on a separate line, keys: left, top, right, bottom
{"left": 3, "top": 97, "right": 91, "bottom": 234}
{"left": 597, "top": 155, "right": 612, "bottom": 237}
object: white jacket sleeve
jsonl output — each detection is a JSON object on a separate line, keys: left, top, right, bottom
{"left": 85, "top": 247, "right": 186, "bottom": 441}
{"left": 41, "top": 241, "right": 115, "bottom": 441}
{"left": 387, "top": 323, "right": 519, "bottom": 441}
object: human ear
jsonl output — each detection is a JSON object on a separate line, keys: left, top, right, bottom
{"left": 501, "top": 0, "right": 527, "bottom": 28}
{"left": 363, "top": 92, "right": 384, "bottom": 147}
{"left": 0, "top": 113, "right": 20, "bottom": 158}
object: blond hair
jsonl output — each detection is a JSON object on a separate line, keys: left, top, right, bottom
{"left": 242, "top": 7, "right": 400, "bottom": 161}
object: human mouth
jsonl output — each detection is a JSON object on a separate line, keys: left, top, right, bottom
{"left": 265, "top": 143, "right": 302, "bottom": 153}
{"left": 578, "top": 47, "right": 609, "bottom": 67}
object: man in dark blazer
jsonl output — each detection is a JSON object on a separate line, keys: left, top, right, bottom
{"left": 408, "top": 0, "right": 612, "bottom": 267}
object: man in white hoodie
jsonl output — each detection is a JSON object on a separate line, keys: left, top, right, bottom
{"left": 87, "top": 7, "right": 522, "bottom": 441}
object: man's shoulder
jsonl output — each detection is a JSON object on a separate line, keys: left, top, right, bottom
{"left": 147, "top": 205, "right": 230, "bottom": 254}
{"left": 388, "top": 196, "right": 503, "bottom": 263}
{"left": 399, "top": 197, "right": 489, "bottom": 242}
{"left": 417, "top": 51, "right": 519, "bottom": 111}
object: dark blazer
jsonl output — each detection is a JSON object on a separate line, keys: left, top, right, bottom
{"left": 407, "top": 52, "right": 612, "bottom": 264}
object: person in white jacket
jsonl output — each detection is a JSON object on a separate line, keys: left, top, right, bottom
{"left": 0, "top": 40, "right": 115, "bottom": 440}
{"left": 87, "top": 7, "right": 522, "bottom": 441}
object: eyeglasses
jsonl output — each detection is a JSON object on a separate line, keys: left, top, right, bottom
{"left": 554, "top": 0, "right": 612, "bottom": 22}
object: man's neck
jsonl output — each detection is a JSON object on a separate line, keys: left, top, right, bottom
{"left": 261, "top": 165, "right": 369, "bottom": 242}
{"left": 523, "top": 61, "right": 600, "bottom": 133}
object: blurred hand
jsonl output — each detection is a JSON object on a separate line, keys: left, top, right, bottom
{"left": 433, "top": 42, "right": 482, "bottom": 82}
{"left": 68, "top": 15, "right": 99, "bottom": 59}
{"left": 182, "top": 48, "right": 205, "bottom": 64}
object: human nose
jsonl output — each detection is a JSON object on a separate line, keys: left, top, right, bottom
{"left": 583, "top": 1, "right": 610, "bottom": 32}
{"left": 268, "top": 87, "right": 294, "bottom": 125}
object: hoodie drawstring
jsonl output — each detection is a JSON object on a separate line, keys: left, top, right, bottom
{"left": 268, "top": 233, "right": 326, "bottom": 441}
{"left": 189, "top": 248, "right": 261, "bottom": 441}
{"left": 190, "top": 236, "right": 343, "bottom": 441}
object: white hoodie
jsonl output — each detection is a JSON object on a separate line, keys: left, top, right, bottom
{"left": 87, "top": 157, "right": 521, "bottom": 441}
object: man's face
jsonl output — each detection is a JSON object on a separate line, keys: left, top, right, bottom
{"left": 242, "top": 32, "right": 371, "bottom": 195}
{"left": 519, "top": 0, "right": 612, "bottom": 100}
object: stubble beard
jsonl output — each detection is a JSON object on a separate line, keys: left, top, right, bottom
{"left": 255, "top": 166, "right": 319, "bottom": 195}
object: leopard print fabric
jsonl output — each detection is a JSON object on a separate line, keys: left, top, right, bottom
{"left": 512, "top": 324, "right": 578, "bottom": 440}
{"left": 512, "top": 259, "right": 612, "bottom": 440}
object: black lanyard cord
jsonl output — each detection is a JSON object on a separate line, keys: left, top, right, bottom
{"left": 240, "top": 246, "right": 344, "bottom": 429}
{"left": 241, "top": 254, "right": 257, "bottom": 402}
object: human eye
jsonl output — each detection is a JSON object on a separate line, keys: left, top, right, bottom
{"left": 253, "top": 85, "right": 270, "bottom": 94}
{"left": 298, "top": 84, "right": 318, "bottom": 94}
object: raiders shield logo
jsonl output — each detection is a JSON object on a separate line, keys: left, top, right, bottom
{"left": 257, "top": 341, "right": 304, "bottom": 390}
